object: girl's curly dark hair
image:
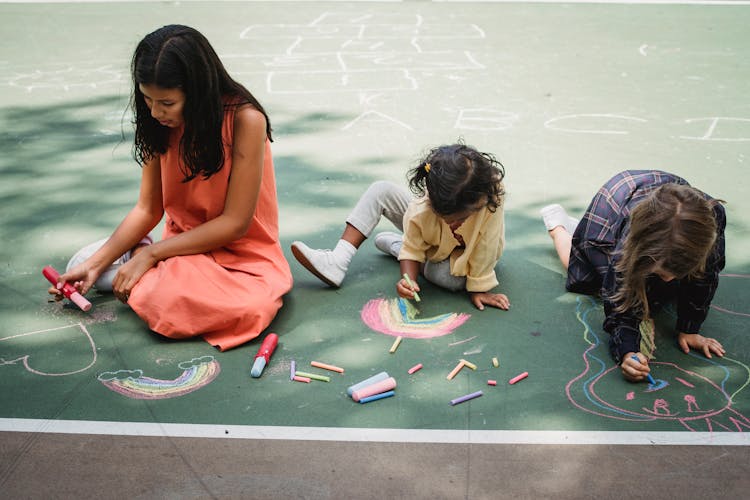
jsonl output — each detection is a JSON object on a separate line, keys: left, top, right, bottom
{"left": 407, "top": 142, "right": 505, "bottom": 216}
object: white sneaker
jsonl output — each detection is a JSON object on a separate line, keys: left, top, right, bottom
{"left": 67, "top": 235, "right": 153, "bottom": 291}
{"left": 540, "top": 204, "right": 579, "bottom": 234}
{"left": 290, "top": 241, "right": 346, "bottom": 287}
{"left": 374, "top": 232, "right": 403, "bottom": 258}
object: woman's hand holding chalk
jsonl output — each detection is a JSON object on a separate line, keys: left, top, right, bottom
{"left": 401, "top": 273, "right": 421, "bottom": 302}
{"left": 42, "top": 265, "right": 92, "bottom": 312}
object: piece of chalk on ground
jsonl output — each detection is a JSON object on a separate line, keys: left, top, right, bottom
{"left": 492, "top": 357, "right": 499, "bottom": 368}
{"left": 460, "top": 359, "right": 477, "bottom": 370}
{"left": 402, "top": 273, "right": 421, "bottom": 302}
{"left": 447, "top": 360, "right": 465, "bottom": 380}
{"left": 293, "top": 375, "right": 311, "bottom": 383}
{"left": 359, "top": 390, "right": 395, "bottom": 404}
{"left": 487, "top": 380, "right": 497, "bottom": 386}
{"left": 450, "top": 390, "right": 483, "bottom": 406}
{"left": 509, "top": 371, "right": 529, "bottom": 385}
{"left": 310, "top": 361, "right": 344, "bottom": 373}
{"left": 295, "top": 371, "right": 330, "bottom": 382}
{"left": 389, "top": 336, "right": 402, "bottom": 353}
{"left": 250, "top": 357, "right": 266, "bottom": 378}
{"left": 290, "top": 360, "right": 296, "bottom": 380}
{"left": 408, "top": 363, "right": 423, "bottom": 374}
{"left": 352, "top": 377, "right": 397, "bottom": 402}
{"left": 347, "top": 371, "right": 390, "bottom": 396}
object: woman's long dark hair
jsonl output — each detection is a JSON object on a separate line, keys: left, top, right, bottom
{"left": 131, "top": 24, "right": 272, "bottom": 181}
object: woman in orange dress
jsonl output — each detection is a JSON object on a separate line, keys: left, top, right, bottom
{"left": 50, "top": 25, "right": 292, "bottom": 351}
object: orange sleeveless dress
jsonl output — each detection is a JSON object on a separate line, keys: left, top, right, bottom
{"left": 128, "top": 105, "right": 293, "bottom": 351}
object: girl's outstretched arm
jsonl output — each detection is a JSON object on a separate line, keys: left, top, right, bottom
{"left": 55, "top": 156, "right": 164, "bottom": 298}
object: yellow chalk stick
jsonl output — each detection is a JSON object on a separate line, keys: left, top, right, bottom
{"left": 389, "top": 336, "right": 403, "bottom": 353}
{"left": 402, "top": 273, "right": 421, "bottom": 302}
{"left": 295, "top": 371, "right": 330, "bottom": 382}
{"left": 460, "top": 359, "right": 477, "bottom": 370}
{"left": 492, "top": 357, "right": 499, "bottom": 368}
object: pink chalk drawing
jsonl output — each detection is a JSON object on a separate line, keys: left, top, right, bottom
{"left": 98, "top": 356, "right": 220, "bottom": 399}
{"left": 566, "top": 295, "right": 750, "bottom": 433}
{"left": 360, "top": 297, "right": 470, "bottom": 339}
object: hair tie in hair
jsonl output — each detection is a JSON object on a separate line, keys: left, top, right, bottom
{"left": 424, "top": 163, "right": 431, "bottom": 173}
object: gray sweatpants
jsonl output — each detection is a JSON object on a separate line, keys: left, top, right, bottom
{"left": 346, "top": 181, "right": 466, "bottom": 292}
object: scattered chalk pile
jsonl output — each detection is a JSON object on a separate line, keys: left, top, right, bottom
{"left": 278, "top": 339, "right": 528, "bottom": 410}
{"left": 347, "top": 371, "right": 396, "bottom": 404}
{"left": 290, "top": 360, "right": 345, "bottom": 383}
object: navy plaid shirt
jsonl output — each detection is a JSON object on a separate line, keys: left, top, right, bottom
{"left": 566, "top": 170, "right": 726, "bottom": 363}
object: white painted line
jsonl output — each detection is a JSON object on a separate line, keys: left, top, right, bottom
{"left": 435, "top": 0, "right": 750, "bottom": 4}
{"left": 1, "top": 418, "right": 748, "bottom": 446}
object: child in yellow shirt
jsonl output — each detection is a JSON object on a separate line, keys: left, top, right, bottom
{"left": 292, "top": 142, "right": 510, "bottom": 311}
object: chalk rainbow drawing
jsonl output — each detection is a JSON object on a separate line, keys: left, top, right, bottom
{"left": 98, "top": 356, "right": 220, "bottom": 399}
{"left": 361, "top": 297, "right": 470, "bottom": 339}
{"left": 566, "top": 296, "right": 750, "bottom": 432}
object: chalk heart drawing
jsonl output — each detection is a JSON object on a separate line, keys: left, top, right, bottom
{"left": 98, "top": 356, "right": 220, "bottom": 400}
{"left": 361, "top": 297, "right": 470, "bottom": 338}
{"left": 566, "top": 296, "right": 750, "bottom": 433}
{"left": 0, "top": 323, "right": 96, "bottom": 376}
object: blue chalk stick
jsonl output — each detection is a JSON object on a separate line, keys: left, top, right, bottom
{"left": 250, "top": 357, "right": 266, "bottom": 378}
{"left": 347, "top": 371, "right": 389, "bottom": 396}
{"left": 630, "top": 355, "right": 656, "bottom": 385}
{"left": 359, "top": 390, "right": 395, "bottom": 404}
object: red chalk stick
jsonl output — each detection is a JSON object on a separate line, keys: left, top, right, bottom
{"left": 42, "top": 265, "right": 92, "bottom": 312}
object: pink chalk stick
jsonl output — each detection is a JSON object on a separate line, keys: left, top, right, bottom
{"left": 509, "top": 372, "right": 528, "bottom": 385}
{"left": 487, "top": 380, "right": 497, "bottom": 386}
{"left": 293, "top": 376, "right": 311, "bottom": 383}
{"left": 42, "top": 265, "right": 92, "bottom": 312}
{"left": 352, "top": 377, "right": 397, "bottom": 402}
{"left": 408, "top": 363, "right": 423, "bottom": 374}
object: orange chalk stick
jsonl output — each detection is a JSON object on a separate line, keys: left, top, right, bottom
{"left": 310, "top": 361, "right": 344, "bottom": 373}
{"left": 447, "top": 361, "right": 465, "bottom": 380}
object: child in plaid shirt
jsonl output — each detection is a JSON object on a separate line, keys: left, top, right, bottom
{"left": 541, "top": 170, "right": 726, "bottom": 382}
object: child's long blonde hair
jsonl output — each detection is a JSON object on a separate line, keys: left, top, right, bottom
{"left": 612, "top": 183, "right": 720, "bottom": 317}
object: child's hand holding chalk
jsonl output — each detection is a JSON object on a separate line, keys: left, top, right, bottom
{"left": 399, "top": 273, "right": 421, "bottom": 302}
{"left": 622, "top": 352, "right": 652, "bottom": 383}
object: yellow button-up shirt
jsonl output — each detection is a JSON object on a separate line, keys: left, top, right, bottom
{"left": 398, "top": 196, "right": 505, "bottom": 292}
